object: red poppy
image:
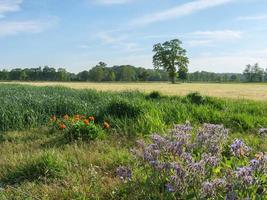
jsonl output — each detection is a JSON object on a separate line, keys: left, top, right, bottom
{"left": 59, "top": 124, "right": 66, "bottom": 130}
{"left": 83, "top": 119, "right": 90, "bottom": 125}
{"left": 89, "top": 116, "right": 95, "bottom": 121}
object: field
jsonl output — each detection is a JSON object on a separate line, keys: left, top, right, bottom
{"left": 3, "top": 81, "right": 267, "bottom": 101}
{"left": 0, "top": 84, "right": 266, "bottom": 199}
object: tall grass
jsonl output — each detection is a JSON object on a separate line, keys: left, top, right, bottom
{"left": 0, "top": 84, "right": 267, "bottom": 134}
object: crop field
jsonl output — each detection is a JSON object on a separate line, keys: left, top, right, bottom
{"left": 0, "top": 84, "right": 266, "bottom": 199}
{"left": 3, "top": 81, "right": 267, "bottom": 101}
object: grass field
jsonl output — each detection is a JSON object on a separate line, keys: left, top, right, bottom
{"left": 3, "top": 81, "right": 267, "bottom": 101}
{"left": 0, "top": 84, "right": 266, "bottom": 199}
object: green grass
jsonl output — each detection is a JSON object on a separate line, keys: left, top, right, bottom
{"left": 0, "top": 84, "right": 266, "bottom": 199}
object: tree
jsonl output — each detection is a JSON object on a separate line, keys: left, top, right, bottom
{"left": 243, "top": 63, "right": 264, "bottom": 82}
{"left": 178, "top": 65, "right": 188, "bottom": 82}
{"left": 153, "top": 39, "right": 189, "bottom": 84}
{"left": 107, "top": 70, "right": 116, "bottom": 81}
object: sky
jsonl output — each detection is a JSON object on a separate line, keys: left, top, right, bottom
{"left": 0, "top": 0, "right": 267, "bottom": 73}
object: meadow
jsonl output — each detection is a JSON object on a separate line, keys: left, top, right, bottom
{"left": 0, "top": 84, "right": 266, "bottom": 199}
{"left": 3, "top": 81, "right": 267, "bottom": 101}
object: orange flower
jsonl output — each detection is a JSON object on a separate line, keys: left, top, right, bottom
{"left": 89, "top": 116, "right": 95, "bottom": 121}
{"left": 63, "top": 114, "right": 69, "bottom": 120}
{"left": 83, "top": 119, "right": 90, "bottom": 125}
{"left": 103, "top": 122, "right": 110, "bottom": 129}
{"left": 51, "top": 115, "right": 56, "bottom": 121}
{"left": 74, "top": 114, "right": 80, "bottom": 120}
{"left": 59, "top": 123, "right": 66, "bottom": 130}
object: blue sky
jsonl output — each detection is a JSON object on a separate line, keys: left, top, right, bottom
{"left": 0, "top": 0, "right": 267, "bottom": 73}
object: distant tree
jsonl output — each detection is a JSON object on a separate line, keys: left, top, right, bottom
{"left": 153, "top": 39, "right": 189, "bottom": 84}
{"left": 89, "top": 62, "right": 107, "bottom": 82}
{"left": 107, "top": 70, "right": 116, "bottom": 81}
{"left": 20, "top": 70, "right": 27, "bottom": 80}
{"left": 77, "top": 70, "right": 89, "bottom": 81}
{"left": 243, "top": 63, "right": 264, "bottom": 82}
{"left": 120, "top": 66, "right": 136, "bottom": 81}
{"left": 178, "top": 65, "right": 188, "bottom": 82}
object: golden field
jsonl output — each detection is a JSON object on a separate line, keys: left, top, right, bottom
{"left": 3, "top": 82, "right": 267, "bottom": 101}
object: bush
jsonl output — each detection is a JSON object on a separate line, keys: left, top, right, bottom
{"left": 49, "top": 114, "right": 107, "bottom": 142}
{"left": 186, "top": 92, "right": 205, "bottom": 105}
{"left": 146, "top": 91, "right": 162, "bottom": 100}
{"left": 106, "top": 100, "right": 144, "bottom": 119}
{"left": 2, "top": 151, "right": 65, "bottom": 185}
{"left": 66, "top": 121, "right": 105, "bottom": 141}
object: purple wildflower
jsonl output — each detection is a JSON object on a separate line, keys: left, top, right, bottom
{"left": 230, "top": 139, "right": 250, "bottom": 157}
{"left": 116, "top": 166, "right": 132, "bottom": 181}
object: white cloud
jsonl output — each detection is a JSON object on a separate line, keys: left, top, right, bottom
{"left": 237, "top": 14, "right": 267, "bottom": 21}
{"left": 0, "top": 0, "right": 22, "bottom": 17}
{"left": 190, "top": 30, "right": 242, "bottom": 40}
{"left": 131, "top": 0, "right": 235, "bottom": 26}
{"left": 92, "top": 0, "right": 132, "bottom": 5}
{"left": 186, "top": 30, "right": 242, "bottom": 47}
{"left": 0, "top": 17, "right": 59, "bottom": 37}
{"left": 190, "top": 49, "right": 267, "bottom": 73}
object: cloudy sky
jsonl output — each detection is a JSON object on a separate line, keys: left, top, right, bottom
{"left": 0, "top": 0, "right": 266, "bottom": 73}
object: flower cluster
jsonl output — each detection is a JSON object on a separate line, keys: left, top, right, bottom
{"left": 49, "top": 114, "right": 110, "bottom": 141}
{"left": 230, "top": 139, "right": 251, "bottom": 157}
{"left": 118, "top": 123, "right": 267, "bottom": 199}
{"left": 116, "top": 166, "right": 132, "bottom": 181}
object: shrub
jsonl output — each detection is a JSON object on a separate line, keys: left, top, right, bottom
{"left": 106, "top": 100, "right": 144, "bottom": 119}
{"left": 146, "top": 91, "right": 162, "bottom": 100}
{"left": 66, "top": 121, "right": 105, "bottom": 141}
{"left": 117, "top": 123, "right": 267, "bottom": 199}
{"left": 186, "top": 92, "right": 205, "bottom": 105}
{"left": 49, "top": 114, "right": 107, "bottom": 141}
{"left": 2, "top": 151, "right": 65, "bottom": 185}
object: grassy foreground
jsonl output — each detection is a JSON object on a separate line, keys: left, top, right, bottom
{"left": 0, "top": 84, "right": 266, "bottom": 199}
{"left": 3, "top": 81, "right": 267, "bottom": 101}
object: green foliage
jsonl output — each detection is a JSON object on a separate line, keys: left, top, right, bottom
{"left": 0, "top": 84, "right": 267, "bottom": 134}
{"left": 2, "top": 151, "right": 65, "bottom": 185}
{"left": 186, "top": 92, "right": 205, "bottom": 105}
{"left": 66, "top": 121, "right": 105, "bottom": 141}
{"left": 146, "top": 91, "right": 162, "bottom": 99}
{"left": 106, "top": 100, "right": 144, "bottom": 119}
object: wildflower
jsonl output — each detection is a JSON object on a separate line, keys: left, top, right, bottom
{"left": 83, "top": 119, "right": 89, "bottom": 125}
{"left": 250, "top": 159, "right": 260, "bottom": 170}
{"left": 74, "top": 114, "right": 80, "bottom": 120}
{"left": 59, "top": 123, "right": 66, "bottom": 130}
{"left": 51, "top": 115, "right": 56, "bottom": 121}
{"left": 116, "top": 166, "right": 132, "bottom": 181}
{"left": 202, "top": 179, "right": 226, "bottom": 197}
{"left": 235, "top": 166, "right": 254, "bottom": 185}
{"left": 230, "top": 139, "right": 250, "bottom": 157}
{"left": 259, "top": 128, "right": 267, "bottom": 136}
{"left": 103, "top": 122, "right": 110, "bottom": 129}
{"left": 151, "top": 134, "right": 167, "bottom": 146}
{"left": 89, "top": 116, "right": 95, "bottom": 121}
{"left": 63, "top": 114, "right": 69, "bottom": 120}
{"left": 165, "top": 183, "right": 175, "bottom": 192}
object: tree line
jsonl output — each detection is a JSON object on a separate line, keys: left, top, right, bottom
{"left": 0, "top": 39, "right": 266, "bottom": 83}
{"left": 1, "top": 64, "right": 266, "bottom": 83}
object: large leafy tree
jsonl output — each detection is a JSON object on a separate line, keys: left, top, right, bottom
{"left": 153, "top": 39, "right": 189, "bottom": 84}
